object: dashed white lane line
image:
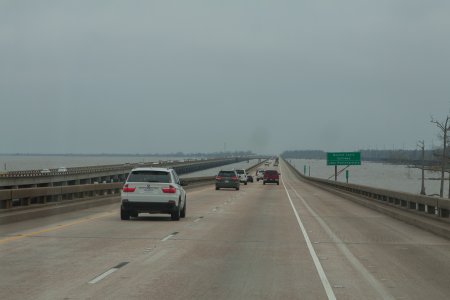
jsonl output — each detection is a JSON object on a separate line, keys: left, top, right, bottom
{"left": 161, "top": 232, "right": 178, "bottom": 242}
{"left": 89, "top": 268, "right": 117, "bottom": 284}
{"left": 89, "top": 262, "right": 128, "bottom": 284}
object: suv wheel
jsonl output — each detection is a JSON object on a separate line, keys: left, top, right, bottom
{"left": 244, "top": 182, "right": 247, "bottom": 185}
{"left": 263, "top": 181, "right": 266, "bottom": 185}
{"left": 120, "top": 209, "right": 130, "bottom": 220}
{"left": 215, "top": 187, "right": 219, "bottom": 190}
{"left": 171, "top": 205, "right": 180, "bottom": 221}
{"left": 180, "top": 200, "right": 186, "bottom": 218}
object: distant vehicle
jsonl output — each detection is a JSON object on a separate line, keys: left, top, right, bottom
{"left": 247, "top": 175, "right": 254, "bottom": 183}
{"left": 274, "top": 157, "right": 279, "bottom": 166}
{"left": 120, "top": 167, "right": 187, "bottom": 221}
{"left": 40, "top": 169, "right": 51, "bottom": 174}
{"left": 264, "top": 161, "right": 270, "bottom": 166}
{"left": 256, "top": 169, "right": 265, "bottom": 181}
{"left": 215, "top": 170, "right": 240, "bottom": 191}
{"left": 256, "top": 169, "right": 264, "bottom": 181}
{"left": 235, "top": 169, "right": 248, "bottom": 185}
{"left": 57, "top": 167, "right": 68, "bottom": 172}
{"left": 263, "top": 170, "right": 280, "bottom": 185}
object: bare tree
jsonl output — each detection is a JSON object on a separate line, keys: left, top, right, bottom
{"left": 431, "top": 115, "right": 450, "bottom": 198}
{"left": 417, "top": 140, "right": 426, "bottom": 195}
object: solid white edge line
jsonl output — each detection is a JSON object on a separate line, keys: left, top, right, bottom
{"left": 88, "top": 268, "right": 118, "bottom": 284}
{"left": 284, "top": 178, "right": 395, "bottom": 300}
{"left": 281, "top": 177, "right": 337, "bottom": 300}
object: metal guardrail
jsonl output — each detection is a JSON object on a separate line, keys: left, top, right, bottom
{"left": 283, "top": 158, "right": 450, "bottom": 220}
{"left": 0, "top": 183, "right": 122, "bottom": 209}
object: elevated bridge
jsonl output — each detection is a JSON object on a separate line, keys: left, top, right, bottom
{"left": 0, "top": 157, "right": 449, "bottom": 299}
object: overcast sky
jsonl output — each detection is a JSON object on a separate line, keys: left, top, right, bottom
{"left": 1, "top": 1, "right": 450, "bottom": 154}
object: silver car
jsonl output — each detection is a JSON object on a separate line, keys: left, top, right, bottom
{"left": 121, "top": 167, "right": 187, "bottom": 221}
{"left": 256, "top": 169, "right": 265, "bottom": 181}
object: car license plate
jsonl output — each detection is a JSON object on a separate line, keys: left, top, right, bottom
{"left": 225, "top": 180, "right": 229, "bottom": 183}
{"left": 143, "top": 187, "right": 156, "bottom": 191}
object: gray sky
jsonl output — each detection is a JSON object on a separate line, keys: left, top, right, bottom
{"left": 1, "top": 0, "right": 450, "bottom": 154}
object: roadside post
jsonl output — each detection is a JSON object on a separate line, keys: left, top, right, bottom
{"left": 346, "top": 170, "right": 349, "bottom": 183}
{"left": 304, "top": 165, "right": 306, "bottom": 175}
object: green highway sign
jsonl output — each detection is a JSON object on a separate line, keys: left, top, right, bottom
{"left": 327, "top": 152, "right": 361, "bottom": 166}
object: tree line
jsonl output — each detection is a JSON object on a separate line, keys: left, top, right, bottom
{"left": 281, "top": 149, "right": 437, "bottom": 163}
{"left": 281, "top": 113, "right": 450, "bottom": 198}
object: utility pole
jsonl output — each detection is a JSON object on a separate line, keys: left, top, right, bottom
{"left": 417, "top": 140, "right": 426, "bottom": 195}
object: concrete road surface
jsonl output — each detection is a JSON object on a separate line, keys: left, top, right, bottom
{"left": 0, "top": 160, "right": 449, "bottom": 299}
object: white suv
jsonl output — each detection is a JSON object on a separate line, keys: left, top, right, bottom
{"left": 235, "top": 169, "right": 248, "bottom": 185}
{"left": 121, "top": 167, "right": 187, "bottom": 221}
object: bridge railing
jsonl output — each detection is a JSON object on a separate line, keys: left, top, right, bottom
{"left": 0, "top": 158, "right": 245, "bottom": 178}
{"left": 0, "top": 159, "right": 267, "bottom": 210}
{"left": 283, "top": 158, "right": 450, "bottom": 220}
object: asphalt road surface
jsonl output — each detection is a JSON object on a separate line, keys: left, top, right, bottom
{"left": 1, "top": 160, "right": 449, "bottom": 299}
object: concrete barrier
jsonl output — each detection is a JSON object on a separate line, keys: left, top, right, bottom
{"left": 282, "top": 158, "right": 450, "bottom": 239}
{"left": 0, "top": 159, "right": 268, "bottom": 224}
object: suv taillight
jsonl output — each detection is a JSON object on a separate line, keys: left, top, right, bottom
{"left": 215, "top": 176, "right": 222, "bottom": 181}
{"left": 231, "top": 176, "right": 238, "bottom": 181}
{"left": 162, "top": 185, "right": 177, "bottom": 193}
{"left": 122, "top": 184, "right": 136, "bottom": 193}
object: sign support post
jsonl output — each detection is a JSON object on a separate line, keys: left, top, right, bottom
{"left": 327, "top": 152, "right": 361, "bottom": 181}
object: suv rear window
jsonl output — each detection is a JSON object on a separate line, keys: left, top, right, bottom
{"left": 218, "top": 171, "right": 236, "bottom": 177}
{"left": 265, "top": 170, "right": 278, "bottom": 175}
{"left": 236, "top": 170, "right": 245, "bottom": 174}
{"left": 127, "top": 171, "right": 171, "bottom": 183}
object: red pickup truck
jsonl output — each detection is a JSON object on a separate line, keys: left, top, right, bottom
{"left": 263, "top": 170, "right": 280, "bottom": 185}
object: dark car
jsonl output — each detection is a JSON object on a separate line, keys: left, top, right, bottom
{"left": 247, "top": 175, "right": 254, "bottom": 183}
{"left": 263, "top": 170, "right": 280, "bottom": 185}
{"left": 215, "top": 170, "right": 240, "bottom": 190}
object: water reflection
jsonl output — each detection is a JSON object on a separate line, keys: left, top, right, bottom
{"left": 290, "top": 159, "right": 443, "bottom": 196}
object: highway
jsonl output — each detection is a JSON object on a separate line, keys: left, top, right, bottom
{"left": 1, "top": 160, "right": 450, "bottom": 299}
